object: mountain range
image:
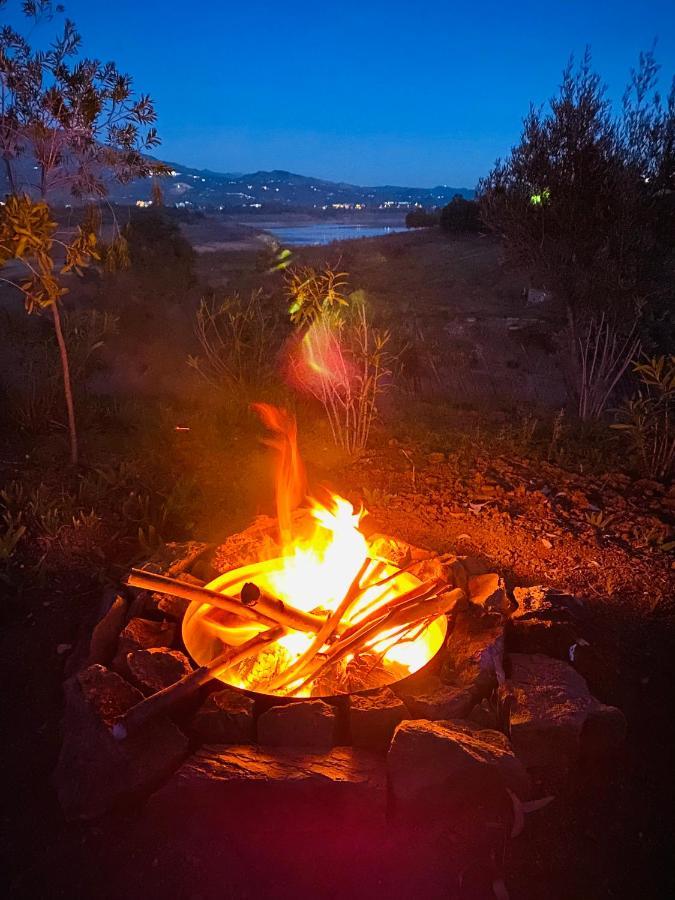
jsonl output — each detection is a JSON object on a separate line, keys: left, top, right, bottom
{"left": 0, "top": 154, "right": 474, "bottom": 211}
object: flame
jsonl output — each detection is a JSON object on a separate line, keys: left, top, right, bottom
{"left": 182, "top": 405, "right": 446, "bottom": 695}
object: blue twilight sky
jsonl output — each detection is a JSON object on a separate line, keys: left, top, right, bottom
{"left": 6, "top": 0, "right": 675, "bottom": 187}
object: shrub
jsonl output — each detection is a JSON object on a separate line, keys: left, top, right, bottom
{"left": 123, "top": 210, "right": 196, "bottom": 294}
{"left": 612, "top": 355, "right": 675, "bottom": 479}
{"left": 187, "top": 289, "right": 286, "bottom": 398}
{"left": 439, "top": 197, "right": 482, "bottom": 232}
{"left": 285, "top": 266, "right": 394, "bottom": 455}
{"left": 405, "top": 209, "right": 439, "bottom": 228}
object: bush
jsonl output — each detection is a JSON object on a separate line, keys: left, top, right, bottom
{"left": 123, "top": 210, "right": 196, "bottom": 295}
{"left": 612, "top": 355, "right": 675, "bottom": 479}
{"left": 439, "top": 197, "right": 482, "bottom": 232}
{"left": 405, "top": 209, "right": 439, "bottom": 228}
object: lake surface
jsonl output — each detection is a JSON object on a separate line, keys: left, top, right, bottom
{"left": 263, "top": 223, "right": 408, "bottom": 246}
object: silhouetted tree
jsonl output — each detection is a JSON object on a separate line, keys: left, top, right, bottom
{"left": 479, "top": 49, "right": 674, "bottom": 417}
{"left": 439, "top": 196, "right": 481, "bottom": 232}
{"left": 0, "top": 1, "right": 165, "bottom": 463}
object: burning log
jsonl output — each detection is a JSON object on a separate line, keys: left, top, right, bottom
{"left": 293, "top": 587, "right": 465, "bottom": 693}
{"left": 113, "top": 626, "right": 286, "bottom": 740}
{"left": 264, "top": 557, "right": 376, "bottom": 692}
{"left": 126, "top": 568, "right": 325, "bottom": 634}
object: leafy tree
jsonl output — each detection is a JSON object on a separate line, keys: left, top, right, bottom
{"left": 0, "top": 1, "right": 164, "bottom": 463}
{"left": 479, "top": 49, "right": 675, "bottom": 418}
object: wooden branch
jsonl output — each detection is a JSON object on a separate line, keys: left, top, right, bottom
{"left": 112, "top": 626, "right": 286, "bottom": 740}
{"left": 265, "top": 556, "right": 375, "bottom": 692}
{"left": 294, "top": 588, "right": 464, "bottom": 693}
{"left": 126, "top": 568, "right": 325, "bottom": 634}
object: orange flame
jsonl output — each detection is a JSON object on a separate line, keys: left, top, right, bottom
{"left": 183, "top": 403, "right": 447, "bottom": 696}
{"left": 252, "top": 403, "right": 306, "bottom": 543}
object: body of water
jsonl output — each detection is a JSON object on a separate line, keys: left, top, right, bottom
{"left": 263, "top": 223, "right": 408, "bottom": 246}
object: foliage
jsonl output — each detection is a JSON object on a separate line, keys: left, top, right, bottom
{"left": 0, "top": 1, "right": 164, "bottom": 198}
{"left": 612, "top": 355, "right": 675, "bottom": 479}
{"left": 576, "top": 312, "right": 641, "bottom": 420}
{"left": 123, "top": 210, "right": 196, "bottom": 293}
{"left": 285, "top": 266, "right": 395, "bottom": 454}
{"left": 479, "top": 49, "right": 675, "bottom": 414}
{"left": 0, "top": 2, "right": 164, "bottom": 463}
{"left": 188, "top": 289, "right": 285, "bottom": 395}
{"left": 439, "top": 197, "right": 482, "bottom": 232}
{"left": 286, "top": 264, "right": 349, "bottom": 327}
{"left": 405, "top": 208, "right": 439, "bottom": 228}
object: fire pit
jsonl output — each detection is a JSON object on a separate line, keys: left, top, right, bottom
{"left": 53, "top": 402, "right": 627, "bottom": 841}
{"left": 175, "top": 402, "right": 451, "bottom": 699}
{"left": 182, "top": 527, "right": 449, "bottom": 699}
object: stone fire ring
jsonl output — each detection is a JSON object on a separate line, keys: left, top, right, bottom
{"left": 55, "top": 517, "right": 627, "bottom": 832}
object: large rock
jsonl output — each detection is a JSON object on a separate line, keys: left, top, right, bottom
{"left": 148, "top": 744, "right": 386, "bottom": 826}
{"left": 444, "top": 607, "right": 504, "bottom": 696}
{"left": 258, "top": 699, "right": 337, "bottom": 749}
{"left": 508, "top": 653, "right": 626, "bottom": 781}
{"left": 211, "top": 515, "right": 281, "bottom": 574}
{"left": 190, "top": 686, "right": 256, "bottom": 744}
{"left": 388, "top": 719, "right": 530, "bottom": 816}
{"left": 468, "top": 573, "right": 511, "bottom": 614}
{"left": 399, "top": 675, "right": 474, "bottom": 721}
{"left": 506, "top": 586, "right": 584, "bottom": 659}
{"left": 112, "top": 617, "right": 176, "bottom": 676}
{"left": 126, "top": 647, "right": 193, "bottom": 696}
{"left": 349, "top": 687, "right": 408, "bottom": 751}
{"left": 54, "top": 664, "right": 188, "bottom": 820}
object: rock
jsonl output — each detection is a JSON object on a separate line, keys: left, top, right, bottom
{"left": 511, "top": 586, "right": 584, "bottom": 622}
{"left": 468, "top": 573, "right": 511, "bottom": 613}
{"left": 258, "top": 699, "right": 337, "bottom": 749}
{"left": 150, "top": 571, "right": 205, "bottom": 620}
{"left": 190, "top": 686, "right": 255, "bottom": 744}
{"left": 147, "top": 745, "right": 386, "bottom": 829}
{"left": 469, "top": 698, "right": 499, "bottom": 730}
{"left": 387, "top": 719, "right": 530, "bottom": 816}
{"left": 87, "top": 593, "right": 128, "bottom": 666}
{"left": 507, "top": 587, "right": 585, "bottom": 661}
{"left": 54, "top": 664, "right": 188, "bottom": 820}
{"left": 508, "top": 653, "right": 626, "bottom": 781}
{"left": 211, "top": 515, "right": 281, "bottom": 574}
{"left": 399, "top": 676, "right": 474, "bottom": 720}
{"left": 368, "top": 534, "right": 413, "bottom": 566}
{"left": 126, "top": 648, "right": 193, "bottom": 696}
{"left": 349, "top": 687, "right": 408, "bottom": 751}
{"left": 112, "top": 617, "right": 176, "bottom": 676}
{"left": 444, "top": 607, "right": 504, "bottom": 696}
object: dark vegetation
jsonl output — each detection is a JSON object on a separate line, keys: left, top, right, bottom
{"left": 0, "top": 6, "right": 673, "bottom": 899}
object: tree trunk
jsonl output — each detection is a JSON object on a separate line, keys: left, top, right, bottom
{"left": 51, "top": 301, "right": 78, "bottom": 466}
{"left": 3, "top": 155, "right": 16, "bottom": 194}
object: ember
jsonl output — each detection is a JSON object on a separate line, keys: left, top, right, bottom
{"left": 180, "top": 404, "right": 452, "bottom": 697}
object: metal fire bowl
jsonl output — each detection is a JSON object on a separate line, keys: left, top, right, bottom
{"left": 182, "top": 557, "right": 449, "bottom": 703}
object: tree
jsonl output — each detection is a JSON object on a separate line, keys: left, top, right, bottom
{"left": 478, "top": 49, "right": 675, "bottom": 419}
{"left": 0, "top": 0, "right": 165, "bottom": 463}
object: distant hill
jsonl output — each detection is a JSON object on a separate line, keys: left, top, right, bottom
{"left": 0, "top": 153, "right": 474, "bottom": 211}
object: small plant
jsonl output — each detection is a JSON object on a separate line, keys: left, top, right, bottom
{"left": 286, "top": 266, "right": 395, "bottom": 455}
{"left": 188, "top": 290, "right": 284, "bottom": 396}
{"left": 612, "top": 355, "right": 675, "bottom": 479}
{"left": 577, "top": 313, "right": 641, "bottom": 421}
{"left": 584, "top": 508, "right": 619, "bottom": 530}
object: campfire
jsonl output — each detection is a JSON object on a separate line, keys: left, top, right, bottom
{"left": 126, "top": 404, "right": 455, "bottom": 708}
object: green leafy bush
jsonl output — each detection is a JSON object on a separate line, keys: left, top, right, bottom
{"left": 612, "top": 355, "right": 675, "bottom": 479}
